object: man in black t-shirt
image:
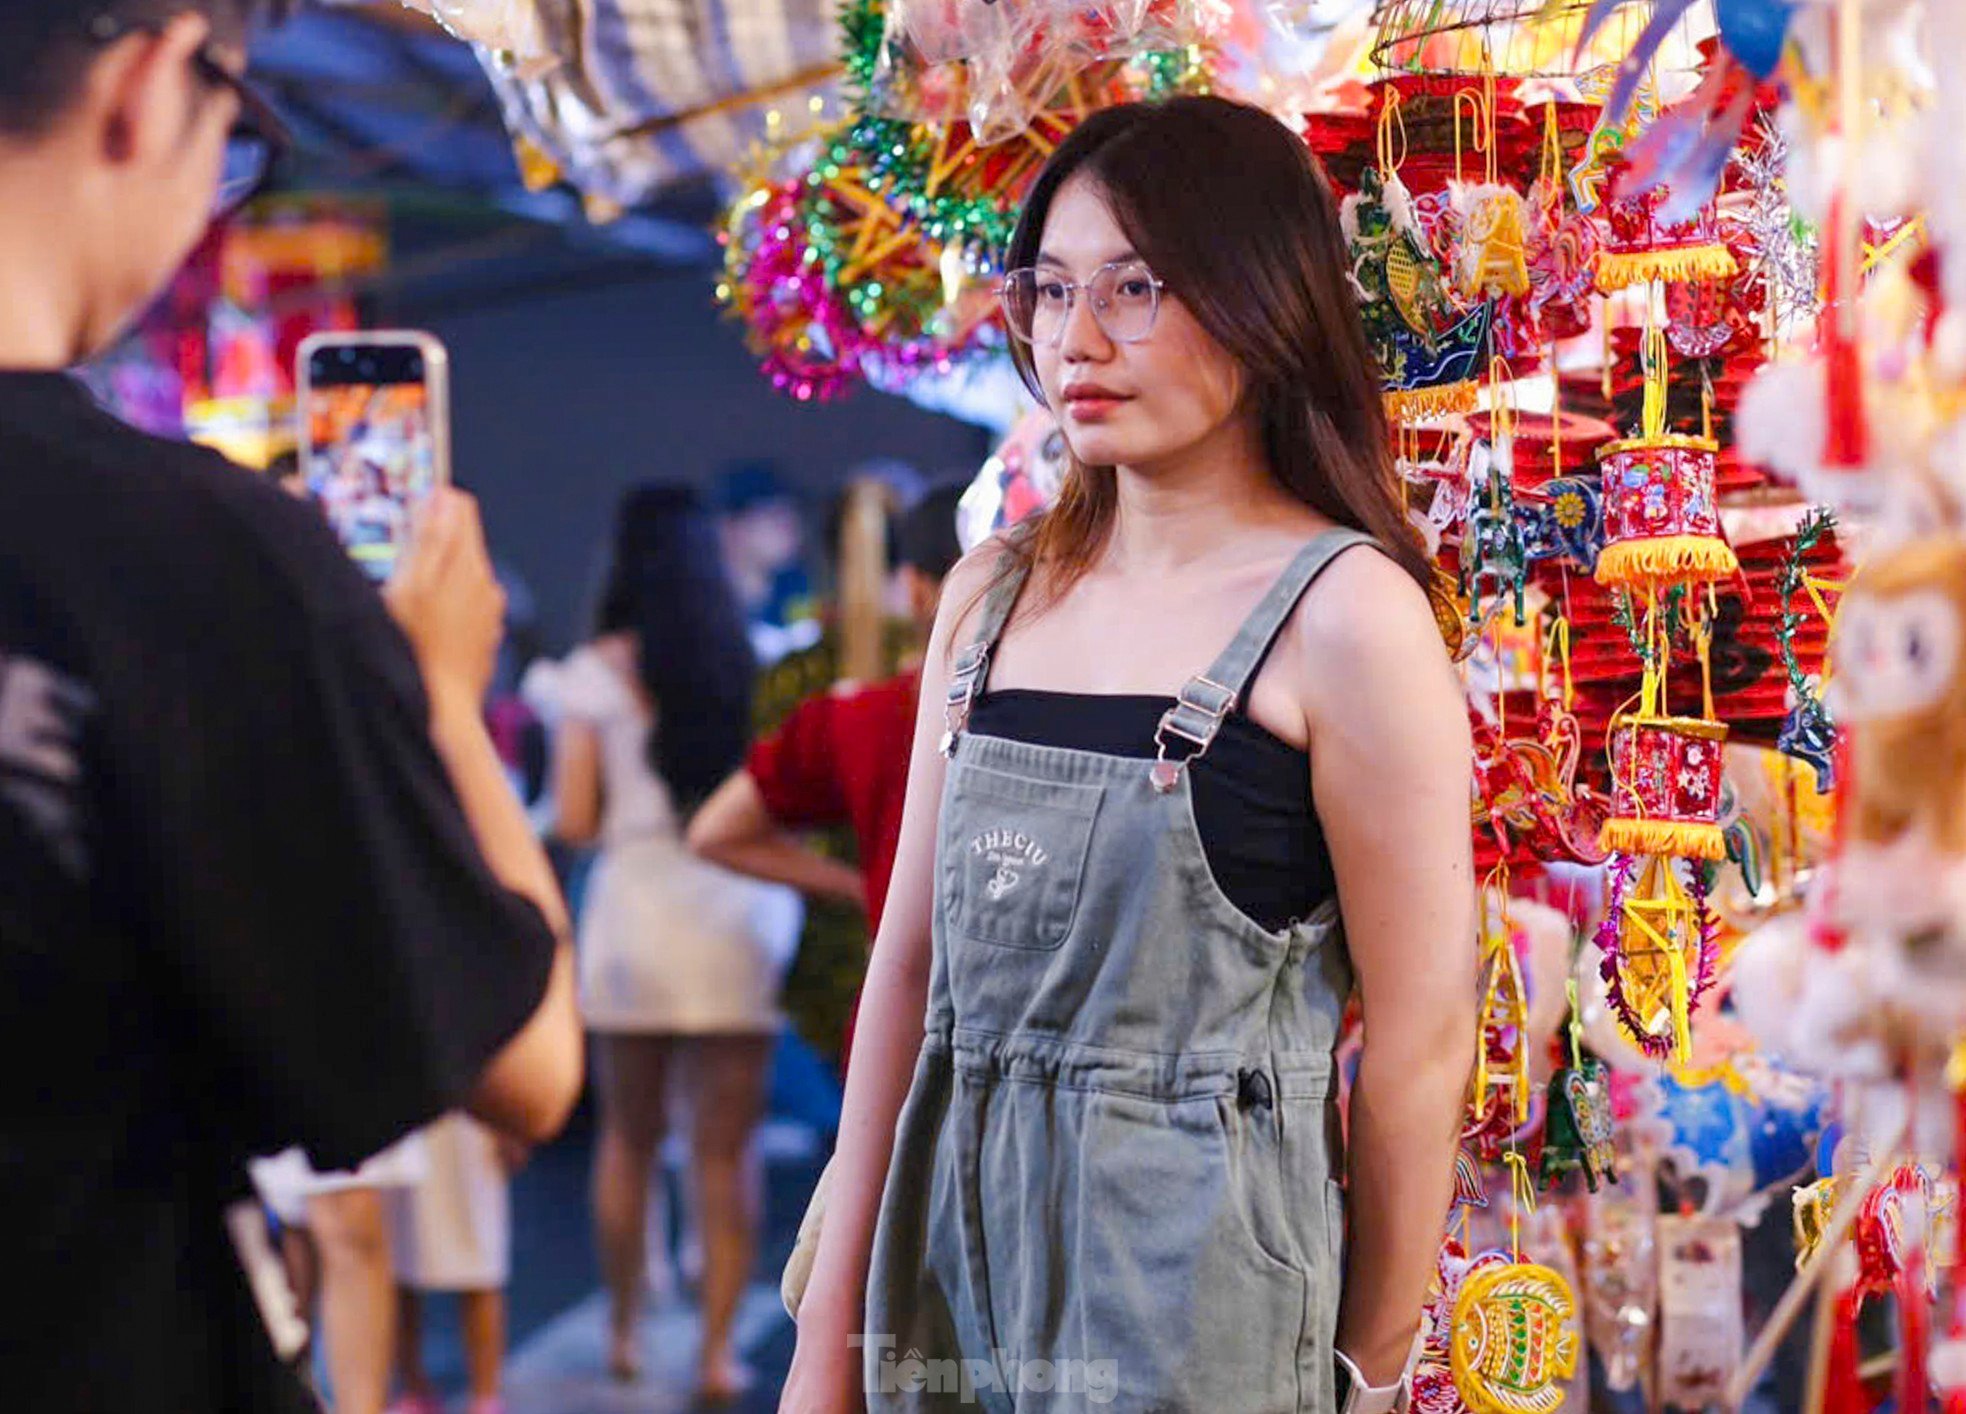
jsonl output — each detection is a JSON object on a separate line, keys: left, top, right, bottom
{"left": 0, "top": 3, "right": 582, "bottom": 1409}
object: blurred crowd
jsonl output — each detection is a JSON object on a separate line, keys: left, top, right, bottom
{"left": 263, "top": 461, "right": 971, "bottom": 1414}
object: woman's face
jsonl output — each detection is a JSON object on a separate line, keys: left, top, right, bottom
{"left": 1029, "top": 174, "right": 1248, "bottom": 472}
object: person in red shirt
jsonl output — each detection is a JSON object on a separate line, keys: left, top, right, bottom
{"left": 688, "top": 484, "right": 966, "bottom": 1069}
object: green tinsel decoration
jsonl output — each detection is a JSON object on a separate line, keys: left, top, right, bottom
{"left": 1612, "top": 584, "right": 1688, "bottom": 668}
{"left": 1137, "top": 45, "right": 1214, "bottom": 99}
{"left": 1777, "top": 506, "right": 1838, "bottom": 725}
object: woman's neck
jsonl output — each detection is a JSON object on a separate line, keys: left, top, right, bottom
{"left": 1103, "top": 415, "right": 1305, "bottom": 575}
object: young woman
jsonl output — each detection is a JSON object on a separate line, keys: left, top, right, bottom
{"left": 779, "top": 96, "right": 1476, "bottom": 1414}
{"left": 527, "top": 484, "right": 802, "bottom": 1401}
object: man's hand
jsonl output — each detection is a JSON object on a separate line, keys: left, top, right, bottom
{"left": 385, "top": 489, "right": 506, "bottom": 720}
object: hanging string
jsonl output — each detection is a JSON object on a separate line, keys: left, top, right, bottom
{"left": 1545, "top": 614, "right": 1575, "bottom": 711}
{"left": 1640, "top": 591, "right": 1666, "bottom": 719}
{"left": 1698, "top": 586, "right": 1718, "bottom": 722}
{"left": 1601, "top": 315, "right": 1615, "bottom": 404}
{"left": 1540, "top": 101, "right": 1562, "bottom": 195}
{"left": 1550, "top": 344, "right": 1566, "bottom": 482}
{"left": 1565, "top": 976, "right": 1585, "bottom": 1071}
{"left": 1504, "top": 1149, "right": 1536, "bottom": 1260}
{"left": 1454, "top": 87, "right": 1483, "bottom": 187}
{"left": 1377, "top": 87, "right": 1408, "bottom": 178}
{"left": 1641, "top": 323, "right": 1672, "bottom": 442}
{"left": 1482, "top": 65, "right": 1500, "bottom": 186}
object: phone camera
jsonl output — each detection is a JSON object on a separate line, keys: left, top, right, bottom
{"left": 340, "top": 348, "right": 356, "bottom": 363}
{"left": 407, "top": 355, "right": 423, "bottom": 379}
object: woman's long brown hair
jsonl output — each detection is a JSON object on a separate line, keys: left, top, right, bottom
{"left": 982, "top": 95, "right": 1431, "bottom": 627}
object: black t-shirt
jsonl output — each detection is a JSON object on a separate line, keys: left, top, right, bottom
{"left": 0, "top": 372, "right": 559, "bottom": 1411}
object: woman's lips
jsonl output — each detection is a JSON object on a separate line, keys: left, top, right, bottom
{"left": 1063, "top": 388, "right": 1129, "bottom": 421}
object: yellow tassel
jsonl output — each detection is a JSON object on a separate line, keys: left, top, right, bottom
{"left": 514, "top": 137, "right": 561, "bottom": 193}
{"left": 1598, "top": 818, "right": 1728, "bottom": 861}
{"left": 1666, "top": 943, "right": 1694, "bottom": 1064}
{"left": 1594, "top": 243, "right": 1739, "bottom": 294}
{"left": 1385, "top": 379, "right": 1480, "bottom": 424}
{"left": 1594, "top": 535, "right": 1740, "bottom": 589}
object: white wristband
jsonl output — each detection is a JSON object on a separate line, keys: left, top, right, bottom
{"left": 1335, "top": 1348, "right": 1409, "bottom": 1414}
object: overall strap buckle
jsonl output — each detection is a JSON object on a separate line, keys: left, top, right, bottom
{"left": 941, "top": 643, "right": 992, "bottom": 756}
{"left": 1151, "top": 674, "right": 1236, "bottom": 793}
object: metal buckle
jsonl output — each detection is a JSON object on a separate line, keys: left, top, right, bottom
{"left": 940, "top": 643, "right": 991, "bottom": 756}
{"left": 1150, "top": 675, "right": 1236, "bottom": 793}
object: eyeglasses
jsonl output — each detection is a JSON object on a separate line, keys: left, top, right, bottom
{"left": 999, "top": 260, "right": 1165, "bottom": 348}
{"left": 85, "top": 12, "right": 291, "bottom": 219}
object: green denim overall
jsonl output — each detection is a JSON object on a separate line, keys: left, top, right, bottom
{"left": 864, "top": 530, "right": 1373, "bottom": 1413}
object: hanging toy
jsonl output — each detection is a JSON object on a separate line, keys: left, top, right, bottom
{"left": 1457, "top": 185, "right": 1532, "bottom": 301}
{"left": 1541, "top": 976, "right": 1616, "bottom": 1194}
{"left": 1466, "top": 896, "right": 1532, "bottom": 1157}
{"left": 1775, "top": 507, "right": 1842, "bottom": 791}
{"left": 1595, "top": 159, "right": 1740, "bottom": 293}
{"left": 1600, "top": 713, "right": 1729, "bottom": 861}
{"left": 1449, "top": 1261, "right": 1581, "bottom": 1414}
{"left": 1540, "top": 1059, "right": 1617, "bottom": 1192}
{"left": 1343, "top": 94, "right": 1493, "bottom": 424}
{"left": 1455, "top": 1147, "right": 1492, "bottom": 1213}
{"left": 1594, "top": 853, "right": 1720, "bottom": 1063}
{"left": 1594, "top": 326, "right": 1737, "bottom": 592}
{"left": 1594, "top": 434, "right": 1735, "bottom": 590}
{"left": 1449, "top": 1138, "right": 1581, "bottom": 1414}
{"left": 1568, "top": 65, "right": 1661, "bottom": 216}
{"left": 1793, "top": 1174, "right": 1841, "bottom": 1270}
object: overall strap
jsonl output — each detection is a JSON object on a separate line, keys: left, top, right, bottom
{"left": 940, "top": 553, "right": 1032, "bottom": 756}
{"left": 1151, "top": 528, "right": 1377, "bottom": 792}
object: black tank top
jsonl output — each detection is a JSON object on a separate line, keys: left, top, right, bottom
{"left": 967, "top": 688, "right": 1336, "bottom": 933}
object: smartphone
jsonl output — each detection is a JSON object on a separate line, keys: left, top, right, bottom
{"left": 297, "top": 331, "right": 451, "bottom": 583}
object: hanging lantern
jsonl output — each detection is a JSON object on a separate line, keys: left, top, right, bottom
{"left": 1450, "top": 1260, "right": 1582, "bottom": 1414}
{"left": 1540, "top": 1058, "right": 1618, "bottom": 1192}
{"left": 1595, "top": 433, "right": 1738, "bottom": 590}
{"left": 1601, "top": 713, "right": 1729, "bottom": 861}
{"left": 1467, "top": 916, "right": 1532, "bottom": 1152}
{"left": 1594, "top": 854, "right": 1720, "bottom": 1063}
{"left": 1595, "top": 166, "right": 1739, "bottom": 293}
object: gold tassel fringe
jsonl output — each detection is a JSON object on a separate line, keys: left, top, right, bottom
{"left": 1594, "top": 244, "right": 1739, "bottom": 294}
{"left": 1594, "top": 535, "right": 1740, "bottom": 589}
{"left": 1599, "top": 818, "right": 1727, "bottom": 862}
{"left": 1385, "top": 379, "right": 1479, "bottom": 424}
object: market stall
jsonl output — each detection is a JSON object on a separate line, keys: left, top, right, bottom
{"left": 316, "top": 0, "right": 1966, "bottom": 1406}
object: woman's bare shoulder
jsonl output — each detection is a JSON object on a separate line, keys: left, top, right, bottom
{"left": 1284, "top": 543, "right": 1459, "bottom": 730}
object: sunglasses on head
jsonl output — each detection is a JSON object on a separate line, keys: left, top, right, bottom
{"left": 85, "top": 11, "right": 291, "bottom": 219}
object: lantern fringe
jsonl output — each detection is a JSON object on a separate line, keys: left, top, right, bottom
{"left": 1594, "top": 244, "right": 1740, "bottom": 293}
{"left": 1594, "top": 855, "right": 1719, "bottom": 1064}
{"left": 1386, "top": 379, "right": 1479, "bottom": 423}
{"left": 1594, "top": 536, "right": 1740, "bottom": 589}
{"left": 1598, "top": 818, "right": 1728, "bottom": 862}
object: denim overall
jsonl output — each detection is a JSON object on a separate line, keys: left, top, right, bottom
{"left": 863, "top": 530, "right": 1373, "bottom": 1414}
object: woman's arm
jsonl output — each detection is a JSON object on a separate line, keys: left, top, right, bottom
{"left": 688, "top": 771, "right": 869, "bottom": 909}
{"left": 1300, "top": 550, "right": 1478, "bottom": 1389}
{"left": 549, "top": 718, "right": 604, "bottom": 848}
{"left": 779, "top": 549, "right": 1001, "bottom": 1412}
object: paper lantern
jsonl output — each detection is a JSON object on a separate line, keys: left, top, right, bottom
{"left": 1596, "top": 170, "right": 1739, "bottom": 293}
{"left": 1595, "top": 433, "right": 1738, "bottom": 589}
{"left": 1601, "top": 713, "right": 1729, "bottom": 861}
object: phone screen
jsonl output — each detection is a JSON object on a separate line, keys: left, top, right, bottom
{"left": 303, "top": 343, "right": 441, "bottom": 583}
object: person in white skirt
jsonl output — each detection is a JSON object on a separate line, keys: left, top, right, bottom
{"left": 385, "top": 1114, "right": 518, "bottom": 1414}
{"left": 526, "top": 484, "right": 802, "bottom": 1403}
{"left": 251, "top": 1138, "right": 429, "bottom": 1414}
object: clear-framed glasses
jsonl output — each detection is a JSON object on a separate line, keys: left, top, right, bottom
{"left": 999, "top": 260, "right": 1165, "bottom": 348}
{"left": 85, "top": 12, "right": 292, "bottom": 220}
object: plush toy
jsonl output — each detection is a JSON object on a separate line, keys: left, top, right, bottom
{"left": 1834, "top": 535, "right": 1966, "bottom": 854}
